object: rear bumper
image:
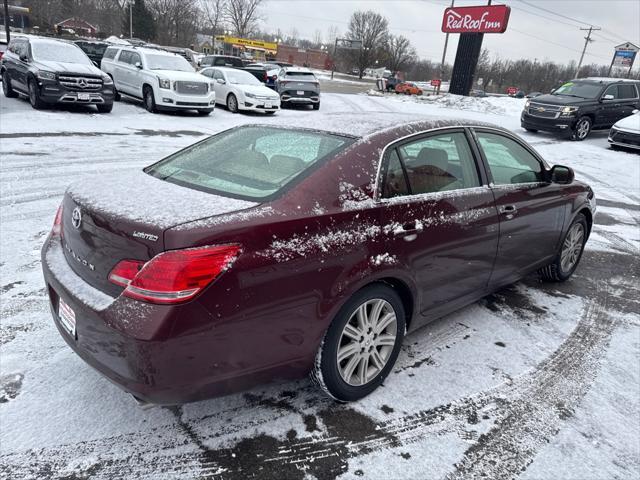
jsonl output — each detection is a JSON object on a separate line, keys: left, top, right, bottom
{"left": 520, "top": 111, "right": 576, "bottom": 134}
{"left": 40, "top": 235, "right": 303, "bottom": 404}
{"left": 280, "top": 90, "right": 320, "bottom": 104}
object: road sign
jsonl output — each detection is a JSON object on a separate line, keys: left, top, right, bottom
{"left": 431, "top": 79, "right": 442, "bottom": 87}
{"left": 336, "top": 39, "right": 363, "bottom": 50}
{"left": 612, "top": 43, "right": 639, "bottom": 67}
{"left": 442, "top": 5, "right": 511, "bottom": 34}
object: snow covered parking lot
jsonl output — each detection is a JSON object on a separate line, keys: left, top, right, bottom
{"left": 1, "top": 89, "right": 639, "bottom": 480}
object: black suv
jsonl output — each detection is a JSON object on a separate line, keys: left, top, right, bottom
{"left": 1, "top": 36, "right": 114, "bottom": 112}
{"left": 521, "top": 77, "right": 640, "bottom": 140}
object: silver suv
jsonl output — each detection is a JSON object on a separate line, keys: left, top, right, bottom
{"left": 274, "top": 67, "right": 320, "bottom": 110}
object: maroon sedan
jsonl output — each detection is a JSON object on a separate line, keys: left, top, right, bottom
{"left": 41, "top": 115, "right": 595, "bottom": 405}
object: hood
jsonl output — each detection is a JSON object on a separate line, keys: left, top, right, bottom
{"left": 614, "top": 112, "right": 640, "bottom": 133}
{"left": 67, "top": 169, "right": 258, "bottom": 230}
{"left": 151, "top": 70, "right": 209, "bottom": 82}
{"left": 528, "top": 94, "right": 595, "bottom": 107}
{"left": 237, "top": 84, "right": 280, "bottom": 97}
{"left": 36, "top": 60, "right": 103, "bottom": 76}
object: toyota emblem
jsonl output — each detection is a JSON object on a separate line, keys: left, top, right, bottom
{"left": 71, "top": 207, "right": 82, "bottom": 229}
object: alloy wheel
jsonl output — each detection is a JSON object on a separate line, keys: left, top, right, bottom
{"left": 337, "top": 299, "right": 397, "bottom": 386}
{"left": 29, "top": 81, "right": 37, "bottom": 105}
{"left": 228, "top": 94, "right": 237, "bottom": 112}
{"left": 560, "top": 223, "right": 584, "bottom": 272}
{"left": 576, "top": 119, "right": 590, "bottom": 140}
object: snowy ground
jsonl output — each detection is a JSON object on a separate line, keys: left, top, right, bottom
{"left": 1, "top": 89, "right": 639, "bottom": 480}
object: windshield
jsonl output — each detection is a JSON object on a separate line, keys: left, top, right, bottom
{"left": 226, "top": 69, "right": 260, "bottom": 85}
{"left": 146, "top": 54, "right": 194, "bottom": 72}
{"left": 31, "top": 41, "right": 91, "bottom": 65}
{"left": 552, "top": 81, "right": 602, "bottom": 99}
{"left": 145, "top": 126, "right": 353, "bottom": 200}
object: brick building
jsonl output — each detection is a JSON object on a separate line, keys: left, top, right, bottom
{"left": 276, "top": 44, "right": 331, "bottom": 69}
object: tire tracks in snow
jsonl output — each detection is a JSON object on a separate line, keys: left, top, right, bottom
{"left": 1, "top": 283, "right": 617, "bottom": 479}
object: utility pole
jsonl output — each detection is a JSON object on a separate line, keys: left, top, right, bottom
{"left": 575, "top": 26, "right": 600, "bottom": 78}
{"left": 3, "top": 0, "right": 10, "bottom": 44}
{"left": 129, "top": 2, "right": 133, "bottom": 39}
{"left": 437, "top": 0, "right": 455, "bottom": 95}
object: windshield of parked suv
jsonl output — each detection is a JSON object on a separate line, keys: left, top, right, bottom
{"left": 226, "top": 69, "right": 261, "bottom": 85}
{"left": 145, "top": 126, "right": 353, "bottom": 200}
{"left": 552, "top": 81, "right": 602, "bottom": 99}
{"left": 31, "top": 41, "right": 92, "bottom": 65}
{"left": 145, "top": 54, "right": 194, "bottom": 72}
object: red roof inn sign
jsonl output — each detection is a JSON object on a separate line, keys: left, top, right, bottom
{"left": 442, "top": 5, "right": 511, "bottom": 34}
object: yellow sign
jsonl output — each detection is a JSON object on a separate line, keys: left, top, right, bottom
{"left": 215, "top": 35, "right": 278, "bottom": 51}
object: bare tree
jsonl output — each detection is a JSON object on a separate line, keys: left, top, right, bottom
{"left": 326, "top": 25, "right": 339, "bottom": 46}
{"left": 312, "top": 29, "right": 322, "bottom": 48}
{"left": 383, "top": 34, "right": 416, "bottom": 73}
{"left": 287, "top": 27, "right": 299, "bottom": 46}
{"left": 225, "top": 0, "right": 262, "bottom": 38}
{"left": 200, "top": 0, "right": 226, "bottom": 44}
{"left": 346, "top": 10, "right": 388, "bottom": 78}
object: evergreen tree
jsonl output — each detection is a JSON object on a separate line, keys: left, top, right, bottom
{"left": 122, "top": 0, "right": 156, "bottom": 41}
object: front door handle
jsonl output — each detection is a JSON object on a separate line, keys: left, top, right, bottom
{"left": 393, "top": 221, "right": 424, "bottom": 241}
{"left": 499, "top": 204, "right": 517, "bottom": 219}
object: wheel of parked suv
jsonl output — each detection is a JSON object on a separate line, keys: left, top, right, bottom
{"left": 265, "top": 111, "right": 275, "bottom": 115}
{"left": 313, "top": 103, "right": 320, "bottom": 111}
{"left": 197, "top": 108, "right": 213, "bottom": 116}
{"left": 572, "top": 116, "right": 592, "bottom": 141}
{"left": 227, "top": 93, "right": 238, "bottom": 113}
{"left": 312, "top": 283, "right": 406, "bottom": 402}
{"left": 143, "top": 86, "right": 157, "bottom": 113}
{"left": 28, "top": 78, "right": 45, "bottom": 109}
{"left": 524, "top": 128, "right": 538, "bottom": 133}
{"left": 539, "top": 213, "right": 588, "bottom": 282}
{"left": 96, "top": 103, "right": 113, "bottom": 114}
{"left": 2, "top": 71, "right": 17, "bottom": 98}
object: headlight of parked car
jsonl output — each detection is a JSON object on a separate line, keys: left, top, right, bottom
{"left": 524, "top": 100, "right": 531, "bottom": 109}
{"left": 245, "top": 92, "right": 257, "bottom": 99}
{"left": 561, "top": 106, "right": 579, "bottom": 116}
{"left": 158, "top": 77, "right": 171, "bottom": 89}
{"left": 102, "top": 75, "right": 113, "bottom": 85}
{"left": 36, "top": 71, "right": 56, "bottom": 81}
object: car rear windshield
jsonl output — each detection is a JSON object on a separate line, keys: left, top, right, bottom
{"left": 552, "top": 81, "right": 602, "bottom": 99}
{"left": 31, "top": 41, "right": 91, "bottom": 65}
{"left": 146, "top": 54, "right": 194, "bottom": 72}
{"left": 145, "top": 127, "right": 353, "bottom": 200}
{"left": 285, "top": 71, "right": 316, "bottom": 79}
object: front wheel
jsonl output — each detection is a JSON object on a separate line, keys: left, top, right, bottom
{"left": 572, "top": 116, "right": 592, "bottom": 141}
{"left": 524, "top": 127, "right": 538, "bottom": 133}
{"left": 2, "top": 71, "right": 17, "bottom": 98}
{"left": 313, "top": 102, "right": 320, "bottom": 110}
{"left": 143, "top": 86, "right": 157, "bottom": 113}
{"left": 227, "top": 93, "right": 238, "bottom": 113}
{"left": 96, "top": 103, "right": 113, "bottom": 113}
{"left": 28, "top": 79, "right": 46, "bottom": 109}
{"left": 539, "top": 214, "right": 588, "bottom": 282}
{"left": 312, "top": 284, "right": 406, "bottom": 402}
{"left": 197, "top": 108, "right": 213, "bottom": 116}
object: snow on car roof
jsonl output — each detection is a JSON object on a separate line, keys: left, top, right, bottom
{"left": 245, "top": 112, "right": 503, "bottom": 139}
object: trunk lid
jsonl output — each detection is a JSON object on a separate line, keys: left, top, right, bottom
{"left": 61, "top": 170, "right": 257, "bottom": 296}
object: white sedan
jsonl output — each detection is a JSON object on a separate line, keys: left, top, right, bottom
{"left": 608, "top": 109, "right": 640, "bottom": 151}
{"left": 200, "top": 67, "right": 280, "bottom": 115}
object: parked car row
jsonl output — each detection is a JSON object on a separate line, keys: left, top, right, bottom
{"left": 1, "top": 35, "right": 322, "bottom": 115}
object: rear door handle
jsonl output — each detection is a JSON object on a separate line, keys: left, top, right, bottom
{"left": 393, "top": 221, "right": 424, "bottom": 241}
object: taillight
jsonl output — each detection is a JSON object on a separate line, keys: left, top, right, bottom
{"left": 110, "top": 245, "right": 241, "bottom": 304}
{"left": 52, "top": 204, "right": 63, "bottom": 236}
{"left": 263, "top": 71, "right": 268, "bottom": 82}
{"left": 108, "top": 259, "right": 145, "bottom": 287}
{"left": 271, "top": 75, "right": 277, "bottom": 80}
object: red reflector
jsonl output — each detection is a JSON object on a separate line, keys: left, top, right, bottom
{"left": 109, "top": 259, "right": 145, "bottom": 287}
{"left": 123, "top": 244, "right": 241, "bottom": 304}
{"left": 52, "top": 204, "right": 63, "bottom": 236}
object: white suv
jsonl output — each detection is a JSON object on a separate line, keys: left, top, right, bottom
{"left": 101, "top": 46, "right": 216, "bottom": 115}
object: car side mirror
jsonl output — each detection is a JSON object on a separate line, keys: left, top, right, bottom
{"left": 601, "top": 94, "right": 614, "bottom": 101}
{"left": 135, "top": 61, "right": 143, "bottom": 69}
{"left": 20, "top": 53, "right": 29, "bottom": 62}
{"left": 216, "top": 78, "right": 226, "bottom": 84}
{"left": 549, "top": 165, "right": 574, "bottom": 184}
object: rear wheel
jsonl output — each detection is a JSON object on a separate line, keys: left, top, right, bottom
{"left": 572, "top": 116, "right": 592, "bottom": 141}
{"left": 143, "top": 86, "right": 157, "bottom": 113}
{"left": 539, "top": 214, "right": 588, "bottom": 282}
{"left": 28, "top": 78, "right": 46, "bottom": 109}
{"left": 312, "top": 284, "right": 406, "bottom": 402}
{"left": 2, "top": 71, "right": 17, "bottom": 98}
{"left": 227, "top": 93, "right": 238, "bottom": 113}
{"left": 96, "top": 103, "right": 113, "bottom": 113}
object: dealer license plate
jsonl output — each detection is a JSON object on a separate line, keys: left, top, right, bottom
{"left": 297, "top": 90, "right": 305, "bottom": 95}
{"left": 264, "top": 102, "right": 272, "bottom": 108}
{"left": 78, "top": 93, "right": 90, "bottom": 101}
{"left": 58, "top": 297, "right": 76, "bottom": 336}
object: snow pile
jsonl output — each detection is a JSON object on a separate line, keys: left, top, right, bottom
{"left": 370, "top": 253, "right": 398, "bottom": 266}
{"left": 365, "top": 89, "right": 385, "bottom": 97}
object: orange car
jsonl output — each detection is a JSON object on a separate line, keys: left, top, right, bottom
{"left": 395, "top": 82, "right": 423, "bottom": 95}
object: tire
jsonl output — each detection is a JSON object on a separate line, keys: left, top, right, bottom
{"left": 311, "top": 284, "right": 406, "bottom": 402}
{"left": 227, "top": 93, "right": 238, "bottom": 113}
{"left": 197, "top": 108, "right": 213, "bottom": 115}
{"left": 524, "top": 128, "right": 538, "bottom": 133}
{"left": 2, "top": 71, "right": 17, "bottom": 98}
{"left": 143, "top": 85, "right": 157, "bottom": 113}
{"left": 265, "top": 111, "right": 275, "bottom": 115}
{"left": 572, "top": 116, "right": 592, "bottom": 141}
{"left": 313, "top": 102, "right": 320, "bottom": 110}
{"left": 28, "top": 78, "right": 46, "bottom": 109}
{"left": 96, "top": 103, "right": 113, "bottom": 113}
{"left": 539, "top": 213, "right": 588, "bottom": 282}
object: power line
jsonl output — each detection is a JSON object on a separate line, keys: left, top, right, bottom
{"left": 514, "top": 0, "right": 598, "bottom": 28}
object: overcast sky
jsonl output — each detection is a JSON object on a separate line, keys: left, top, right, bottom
{"left": 263, "top": 0, "right": 640, "bottom": 70}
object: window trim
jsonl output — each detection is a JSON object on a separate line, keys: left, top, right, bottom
{"left": 374, "top": 126, "right": 488, "bottom": 203}
{"left": 470, "top": 127, "right": 550, "bottom": 187}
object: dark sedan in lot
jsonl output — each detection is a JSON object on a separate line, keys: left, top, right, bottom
{"left": 41, "top": 114, "right": 595, "bottom": 405}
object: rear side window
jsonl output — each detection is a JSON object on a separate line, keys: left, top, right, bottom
{"left": 145, "top": 127, "right": 353, "bottom": 200}
{"left": 618, "top": 84, "right": 638, "bottom": 99}
{"left": 103, "top": 47, "right": 118, "bottom": 60}
{"left": 476, "top": 132, "right": 542, "bottom": 185}
{"left": 118, "top": 50, "right": 131, "bottom": 64}
{"left": 394, "top": 132, "right": 480, "bottom": 195}
{"left": 382, "top": 150, "right": 409, "bottom": 198}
